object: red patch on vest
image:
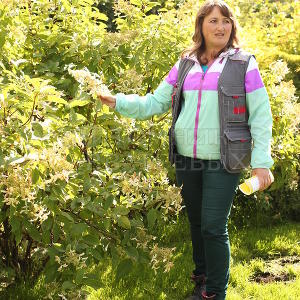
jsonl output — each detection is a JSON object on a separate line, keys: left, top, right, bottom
{"left": 233, "top": 106, "right": 246, "bottom": 114}
{"left": 232, "top": 95, "right": 239, "bottom": 99}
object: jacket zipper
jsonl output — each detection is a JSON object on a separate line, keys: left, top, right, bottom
{"left": 193, "top": 61, "right": 215, "bottom": 158}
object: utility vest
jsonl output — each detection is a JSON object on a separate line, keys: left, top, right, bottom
{"left": 168, "top": 51, "right": 253, "bottom": 173}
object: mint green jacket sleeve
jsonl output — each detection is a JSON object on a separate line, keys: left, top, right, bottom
{"left": 245, "top": 56, "right": 274, "bottom": 169}
{"left": 115, "top": 60, "right": 180, "bottom": 120}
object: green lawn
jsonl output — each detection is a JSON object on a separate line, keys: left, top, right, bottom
{"left": 87, "top": 214, "right": 300, "bottom": 300}
{"left": 1, "top": 214, "right": 300, "bottom": 299}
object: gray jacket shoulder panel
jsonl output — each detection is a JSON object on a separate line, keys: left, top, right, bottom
{"left": 229, "top": 50, "right": 253, "bottom": 61}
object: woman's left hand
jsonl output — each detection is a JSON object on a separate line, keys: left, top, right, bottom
{"left": 251, "top": 168, "right": 273, "bottom": 191}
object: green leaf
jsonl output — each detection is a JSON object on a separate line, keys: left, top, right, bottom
{"left": 91, "top": 248, "right": 102, "bottom": 261}
{"left": 60, "top": 211, "right": 74, "bottom": 222}
{"left": 44, "top": 263, "right": 58, "bottom": 283}
{"left": 117, "top": 216, "right": 131, "bottom": 230}
{"left": 41, "top": 217, "right": 53, "bottom": 231}
{"left": 147, "top": 208, "right": 157, "bottom": 228}
{"left": 72, "top": 223, "right": 88, "bottom": 236}
{"left": 78, "top": 162, "right": 92, "bottom": 176}
{"left": 0, "top": 30, "right": 6, "bottom": 49}
{"left": 103, "top": 195, "right": 114, "bottom": 210}
{"left": 113, "top": 206, "right": 130, "bottom": 216}
{"left": 23, "top": 220, "right": 41, "bottom": 242}
{"left": 90, "top": 129, "right": 102, "bottom": 147}
{"left": 46, "top": 95, "right": 68, "bottom": 105}
{"left": 95, "top": 98, "right": 102, "bottom": 111}
{"left": 29, "top": 78, "right": 42, "bottom": 88}
{"left": 32, "top": 122, "right": 44, "bottom": 138}
{"left": 116, "top": 258, "right": 133, "bottom": 282}
{"left": 95, "top": 13, "right": 108, "bottom": 21}
{"left": 83, "top": 273, "right": 103, "bottom": 289}
{"left": 125, "top": 246, "right": 139, "bottom": 260}
{"left": 82, "top": 0, "right": 94, "bottom": 5}
{"left": 10, "top": 216, "right": 22, "bottom": 245}
{"left": 83, "top": 177, "right": 91, "bottom": 193}
{"left": 69, "top": 99, "right": 90, "bottom": 108}
{"left": 53, "top": 222, "right": 63, "bottom": 242}
{"left": 32, "top": 168, "right": 40, "bottom": 184}
{"left": 75, "top": 268, "right": 85, "bottom": 284}
{"left": 103, "top": 218, "right": 110, "bottom": 230}
{"left": 10, "top": 216, "right": 21, "bottom": 232}
{"left": 83, "top": 234, "right": 99, "bottom": 246}
{"left": 62, "top": 280, "right": 76, "bottom": 291}
{"left": 53, "top": 243, "right": 65, "bottom": 253}
{"left": 130, "top": 0, "right": 142, "bottom": 7}
{"left": 0, "top": 150, "right": 4, "bottom": 166}
{"left": 42, "top": 230, "right": 51, "bottom": 244}
{"left": 87, "top": 203, "right": 105, "bottom": 217}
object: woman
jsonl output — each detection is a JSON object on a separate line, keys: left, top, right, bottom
{"left": 99, "top": 1, "right": 273, "bottom": 299}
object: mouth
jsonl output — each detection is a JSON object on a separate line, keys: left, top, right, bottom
{"left": 215, "top": 33, "right": 225, "bottom": 37}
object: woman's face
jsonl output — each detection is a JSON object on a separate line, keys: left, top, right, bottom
{"left": 202, "top": 6, "right": 232, "bottom": 51}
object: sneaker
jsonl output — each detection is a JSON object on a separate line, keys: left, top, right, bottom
{"left": 201, "top": 290, "right": 216, "bottom": 299}
{"left": 185, "top": 274, "right": 206, "bottom": 300}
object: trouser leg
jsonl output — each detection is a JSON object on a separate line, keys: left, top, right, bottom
{"left": 201, "top": 160, "right": 241, "bottom": 300}
{"left": 175, "top": 154, "right": 206, "bottom": 276}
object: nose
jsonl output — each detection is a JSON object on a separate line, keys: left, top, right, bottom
{"left": 217, "top": 22, "right": 225, "bottom": 31}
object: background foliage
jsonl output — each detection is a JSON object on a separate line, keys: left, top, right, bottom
{"left": 0, "top": 0, "right": 299, "bottom": 297}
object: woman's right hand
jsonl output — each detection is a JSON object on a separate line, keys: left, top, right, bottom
{"left": 98, "top": 94, "right": 116, "bottom": 109}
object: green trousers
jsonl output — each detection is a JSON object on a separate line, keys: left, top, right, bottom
{"left": 175, "top": 154, "right": 241, "bottom": 300}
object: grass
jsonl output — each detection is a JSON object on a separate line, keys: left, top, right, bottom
{"left": 1, "top": 214, "right": 300, "bottom": 299}
{"left": 86, "top": 214, "right": 300, "bottom": 300}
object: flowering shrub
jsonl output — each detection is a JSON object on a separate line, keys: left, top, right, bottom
{"left": 0, "top": 0, "right": 299, "bottom": 295}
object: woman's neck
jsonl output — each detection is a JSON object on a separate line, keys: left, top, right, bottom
{"left": 203, "top": 46, "right": 225, "bottom": 64}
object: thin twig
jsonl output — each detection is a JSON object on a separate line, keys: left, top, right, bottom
{"left": 98, "top": 123, "right": 115, "bottom": 152}
{"left": 22, "top": 93, "right": 37, "bottom": 126}
{"left": 7, "top": 109, "right": 18, "bottom": 118}
{"left": 134, "top": 112, "right": 170, "bottom": 143}
{"left": 61, "top": 208, "right": 119, "bottom": 242}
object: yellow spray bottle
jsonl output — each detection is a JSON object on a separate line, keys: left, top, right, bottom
{"left": 239, "top": 170, "right": 274, "bottom": 195}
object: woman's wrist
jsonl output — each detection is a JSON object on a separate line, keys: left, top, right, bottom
{"left": 98, "top": 94, "right": 116, "bottom": 109}
{"left": 111, "top": 97, "right": 116, "bottom": 109}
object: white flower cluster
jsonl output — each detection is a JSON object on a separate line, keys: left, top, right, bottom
{"left": 150, "top": 244, "right": 176, "bottom": 274}
{"left": 1, "top": 165, "right": 34, "bottom": 207}
{"left": 270, "top": 60, "right": 289, "bottom": 84}
{"left": 55, "top": 249, "right": 87, "bottom": 272}
{"left": 68, "top": 67, "right": 111, "bottom": 98}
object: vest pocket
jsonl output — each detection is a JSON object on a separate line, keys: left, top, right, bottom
{"left": 224, "top": 130, "right": 252, "bottom": 171}
{"left": 221, "top": 86, "right": 247, "bottom": 123}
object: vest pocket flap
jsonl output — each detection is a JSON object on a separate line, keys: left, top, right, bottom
{"left": 225, "top": 130, "right": 251, "bottom": 142}
{"left": 221, "top": 86, "right": 245, "bottom": 96}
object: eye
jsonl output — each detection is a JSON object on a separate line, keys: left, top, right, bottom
{"left": 210, "top": 19, "right": 216, "bottom": 23}
{"left": 224, "top": 19, "right": 231, "bottom": 24}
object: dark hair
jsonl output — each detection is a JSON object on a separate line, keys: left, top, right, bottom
{"left": 182, "top": 0, "right": 239, "bottom": 64}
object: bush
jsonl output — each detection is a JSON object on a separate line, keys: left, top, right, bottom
{"left": 0, "top": 0, "right": 299, "bottom": 294}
